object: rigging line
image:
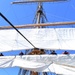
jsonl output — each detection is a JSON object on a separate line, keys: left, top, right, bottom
{"left": 0, "top": 30, "right": 28, "bottom": 54}
{"left": 71, "top": 4, "right": 75, "bottom": 10}
{"left": 39, "top": 55, "right": 53, "bottom": 75}
{"left": 0, "top": 0, "right": 12, "bottom": 20}
{"left": 1, "top": 68, "right": 10, "bottom": 75}
{"left": 0, "top": 56, "right": 16, "bottom": 66}
{"left": 54, "top": 28, "right": 73, "bottom": 49}
{"left": 15, "top": 37, "right": 32, "bottom": 48}
{"left": 18, "top": 68, "right": 22, "bottom": 75}
{"left": 11, "top": 7, "right": 21, "bottom": 25}
{"left": 52, "top": 63, "right": 57, "bottom": 75}
{"left": 0, "top": 36, "right": 18, "bottom": 55}
{"left": 56, "top": 63, "right": 75, "bottom": 68}
{"left": 53, "top": 28, "right": 73, "bottom": 50}
{"left": 49, "top": 62, "right": 55, "bottom": 75}
{"left": 46, "top": 12, "right": 72, "bottom": 21}
{"left": 53, "top": 28, "right": 62, "bottom": 50}
{"left": 15, "top": 33, "right": 30, "bottom": 48}
{"left": 55, "top": 63, "right": 75, "bottom": 72}
{"left": 3, "top": 56, "right": 15, "bottom": 75}
{"left": 22, "top": 69, "right": 27, "bottom": 75}
{"left": 0, "top": 12, "right": 35, "bottom": 48}
{"left": 70, "top": 3, "right": 75, "bottom": 28}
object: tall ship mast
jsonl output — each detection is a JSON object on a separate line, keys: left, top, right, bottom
{"left": 0, "top": 0, "right": 75, "bottom": 75}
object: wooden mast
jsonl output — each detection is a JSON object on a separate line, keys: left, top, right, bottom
{"left": 28, "top": 2, "right": 46, "bottom": 75}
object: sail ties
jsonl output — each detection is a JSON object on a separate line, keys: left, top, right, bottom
{"left": 0, "top": 12, "right": 35, "bottom": 48}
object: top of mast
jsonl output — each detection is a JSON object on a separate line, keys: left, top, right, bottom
{"left": 11, "top": 0, "right": 68, "bottom": 28}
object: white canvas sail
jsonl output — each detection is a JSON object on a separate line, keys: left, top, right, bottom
{"left": 0, "top": 29, "right": 34, "bottom": 52}
{"left": 0, "top": 28, "right": 75, "bottom": 52}
{"left": 0, "top": 0, "right": 75, "bottom": 75}
{"left": 0, "top": 55, "right": 75, "bottom": 75}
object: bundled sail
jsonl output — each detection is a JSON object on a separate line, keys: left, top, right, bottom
{"left": 0, "top": 55, "right": 75, "bottom": 75}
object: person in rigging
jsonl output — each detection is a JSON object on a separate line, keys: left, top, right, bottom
{"left": 50, "top": 50, "right": 57, "bottom": 55}
{"left": 62, "top": 51, "right": 69, "bottom": 54}
{"left": 19, "top": 51, "right": 24, "bottom": 55}
{"left": 0, "top": 53, "right": 4, "bottom": 56}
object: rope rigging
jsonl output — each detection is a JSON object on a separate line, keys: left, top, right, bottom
{"left": 0, "top": 12, "right": 35, "bottom": 48}
{"left": 0, "top": 0, "right": 73, "bottom": 75}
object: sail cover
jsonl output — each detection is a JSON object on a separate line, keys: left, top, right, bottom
{"left": 0, "top": 28, "right": 75, "bottom": 52}
{"left": 0, "top": 54, "right": 75, "bottom": 75}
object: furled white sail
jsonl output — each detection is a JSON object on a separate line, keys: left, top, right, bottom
{"left": 0, "top": 28, "right": 75, "bottom": 52}
{"left": 0, "top": 55, "right": 75, "bottom": 75}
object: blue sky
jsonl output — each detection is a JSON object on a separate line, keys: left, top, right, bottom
{"left": 0, "top": 0, "right": 75, "bottom": 75}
